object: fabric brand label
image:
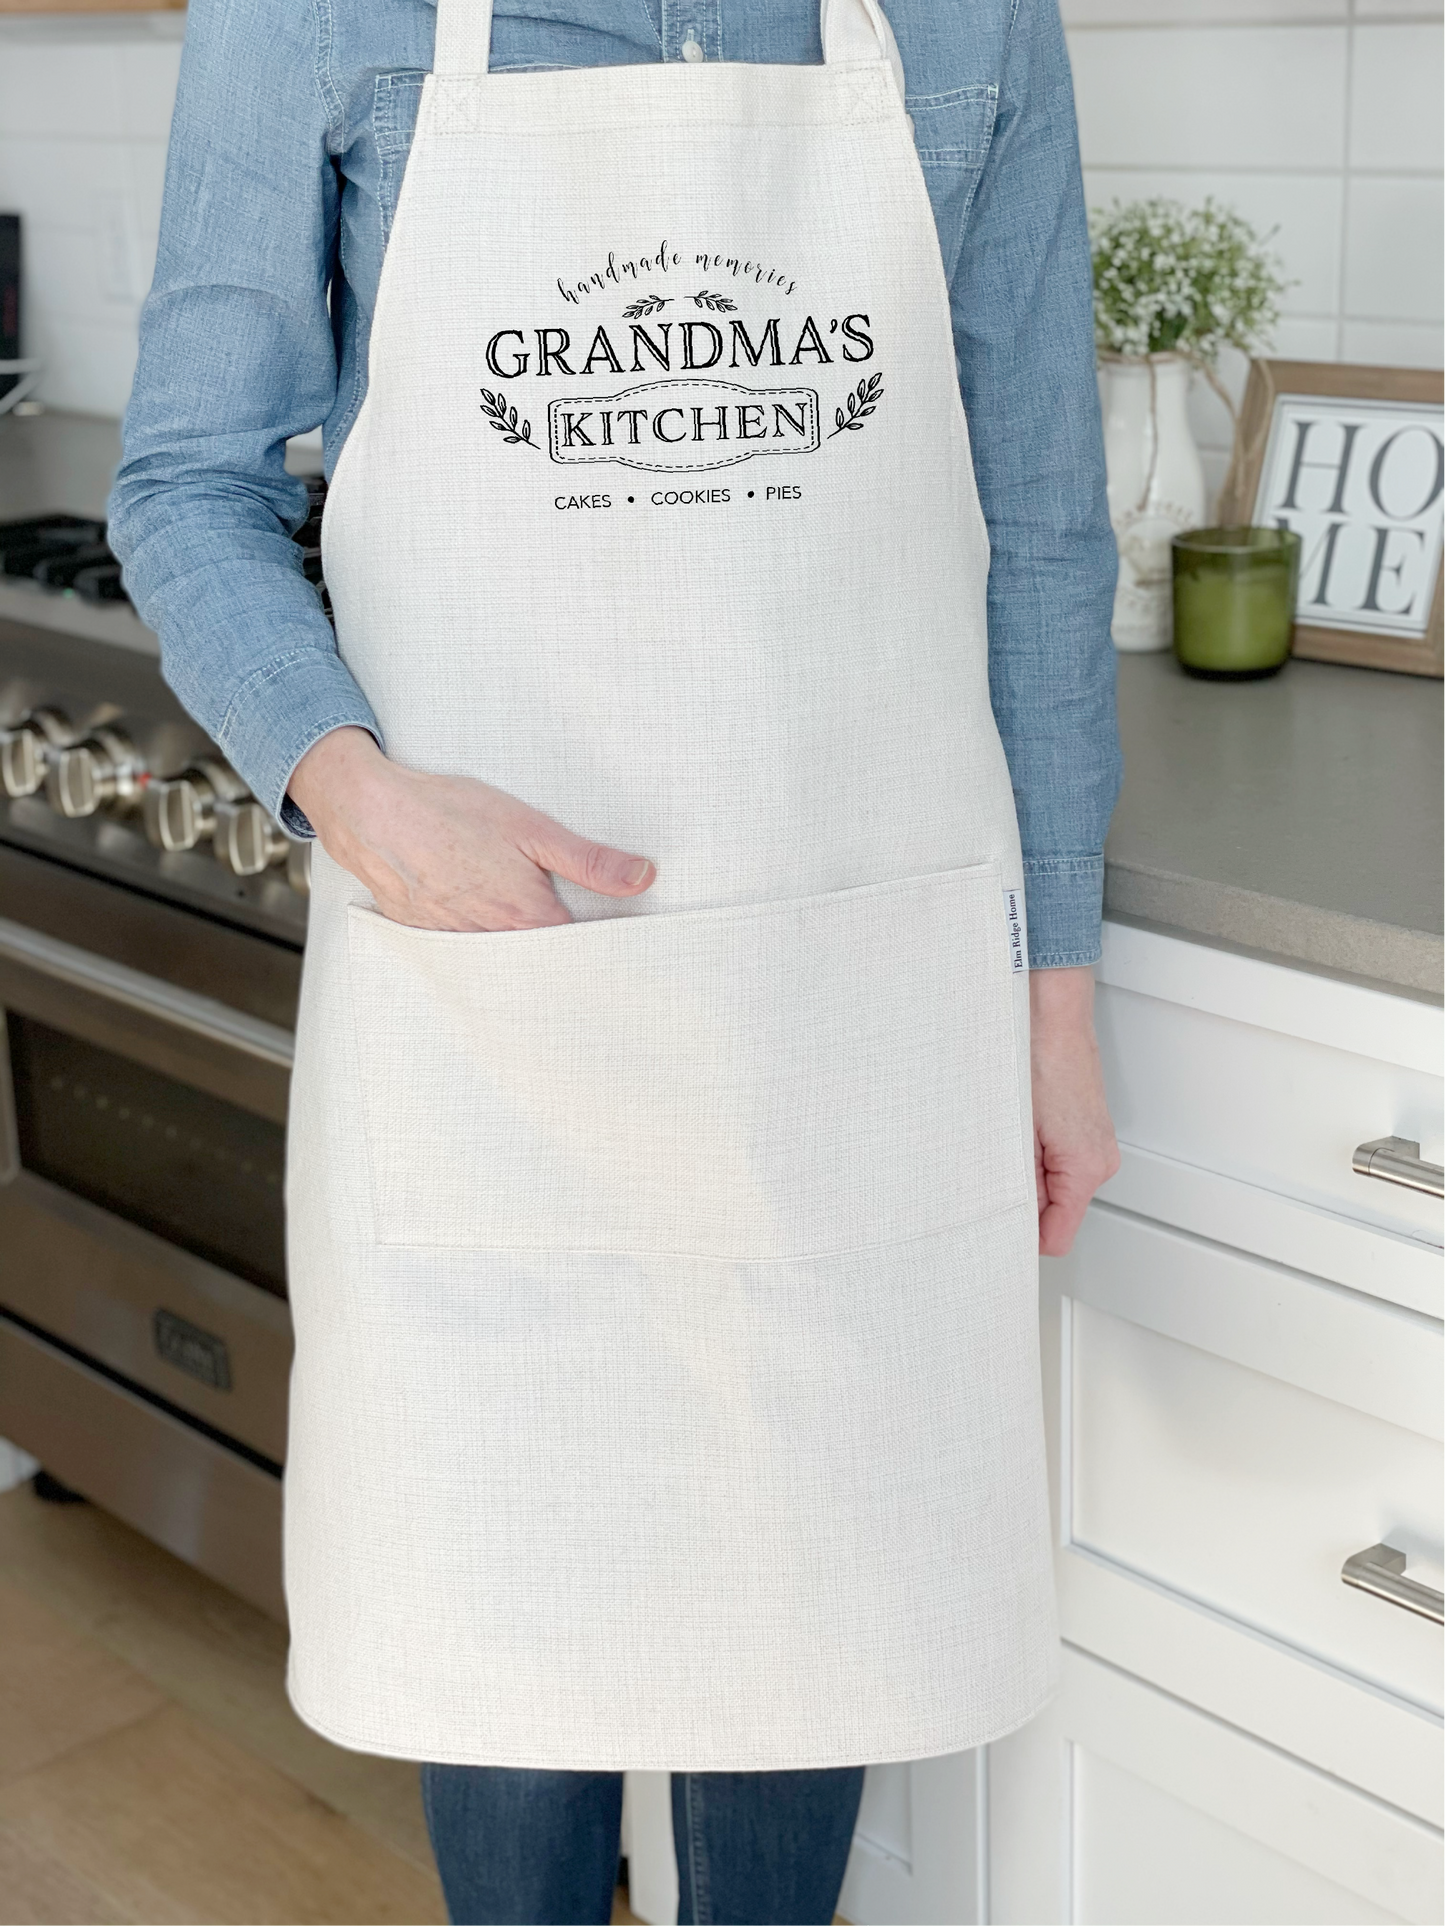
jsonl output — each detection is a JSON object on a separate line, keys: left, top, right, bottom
{"left": 1004, "top": 888, "right": 1027, "bottom": 974}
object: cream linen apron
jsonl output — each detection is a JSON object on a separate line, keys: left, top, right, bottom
{"left": 286, "top": 0, "right": 1059, "bottom": 1770}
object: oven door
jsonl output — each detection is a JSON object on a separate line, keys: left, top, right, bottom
{"left": 0, "top": 912, "right": 293, "bottom": 1467}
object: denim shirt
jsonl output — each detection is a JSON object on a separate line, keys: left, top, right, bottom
{"left": 108, "top": 0, "right": 1121, "bottom": 969}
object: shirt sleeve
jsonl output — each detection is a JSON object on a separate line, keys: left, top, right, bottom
{"left": 948, "top": 0, "right": 1123, "bottom": 969}
{"left": 106, "top": 0, "right": 381, "bottom": 837}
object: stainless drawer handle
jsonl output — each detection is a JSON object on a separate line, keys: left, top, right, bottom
{"left": 1352, "top": 1136, "right": 1444, "bottom": 1200}
{"left": 0, "top": 914, "right": 293, "bottom": 1068}
{"left": 1341, "top": 1543, "right": 1444, "bottom": 1624}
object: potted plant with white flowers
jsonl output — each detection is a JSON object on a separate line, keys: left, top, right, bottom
{"left": 1092, "top": 197, "right": 1287, "bottom": 651}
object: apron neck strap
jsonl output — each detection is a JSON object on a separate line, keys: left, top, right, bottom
{"left": 433, "top": 0, "right": 906, "bottom": 97}
{"left": 821, "top": 0, "right": 905, "bottom": 95}
{"left": 434, "top": 0, "right": 493, "bottom": 77}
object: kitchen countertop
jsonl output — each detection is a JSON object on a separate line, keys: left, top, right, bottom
{"left": 1108, "top": 652, "right": 1442, "bottom": 999}
{"left": 0, "top": 409, "right": 122, "bottom": 523}
{"left": 3, "top": 409, "right": 1442, "bottom": 998}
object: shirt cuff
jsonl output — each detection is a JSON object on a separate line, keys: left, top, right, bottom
{"left": 212, "top": 648, "right": 384, "bottom": 840}
{"left": 1022, "top": 855, "right": 1105, "bottom": 970}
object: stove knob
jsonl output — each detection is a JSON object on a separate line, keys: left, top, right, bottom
{"left": 0, "top": 728, "right": 44, "bottom": 799}
{"left": 213, "top": 799, "right": 289, "bottom": 876}
{"left": 142, "top": 760, "right": 247, "bottom": 852}
{"left": 144, "top": 772, "right": 215, "bottom": 851}
{"left": 0, "top": 707, "right": 73, "bottom": 799}
{"left": 286, "top": 838, "right": 311, "bottom": 896}
{"left": 45, "top": 727, "right": 144, "bottom": 819}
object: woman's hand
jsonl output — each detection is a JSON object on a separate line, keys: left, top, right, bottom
{"left": 1029, "top": 965, "right": 1120, "bottom": 1256}
{"left": 287, "top": 726, "right": 656, "bottom": 931}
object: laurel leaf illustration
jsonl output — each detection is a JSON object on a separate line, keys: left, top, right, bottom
{"left": 687, "top": 290, "right": 737, "bottom": 312}
{"left": 623, "top": 294, "right": 672, "bottom": 318}
{"left": 825, "top": 371, "right": 885, "bottom": 439}
{"left": 479, "top": 387, "right": 537, "bottom": 447}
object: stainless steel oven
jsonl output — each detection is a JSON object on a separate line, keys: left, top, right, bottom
{"left": 0, "top": 590, "right": 310, "bottom": 1619}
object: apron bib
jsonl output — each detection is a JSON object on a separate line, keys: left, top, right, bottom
{"left": 286, "top": 0, "right": 1059, "bottom": 1770}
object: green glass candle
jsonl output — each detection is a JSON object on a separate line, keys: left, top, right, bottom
{"left": 1171, "top": 526, "right": 1302, "bottom": 680}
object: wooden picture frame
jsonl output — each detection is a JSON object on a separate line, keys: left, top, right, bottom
{"left": 1217, "top": 359, "right": 1443, "bottom": 678}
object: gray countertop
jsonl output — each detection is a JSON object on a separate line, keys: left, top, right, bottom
{"left": 0, "top": 409, "right": 124, "bottom": 523}
{"left": 1108, "top": 653, "right": 1442, "bottom": 998}
{"left": 3, "top": 410, "right": 1442, "bottom": 997}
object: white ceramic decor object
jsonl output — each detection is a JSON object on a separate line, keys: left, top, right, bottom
{"left": 1103, "top": 354, "right": 1207, "bottom": 653}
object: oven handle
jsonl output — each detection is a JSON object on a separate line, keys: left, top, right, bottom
{"left": 0, "top": 915, "right": 294, "bottom": 1069}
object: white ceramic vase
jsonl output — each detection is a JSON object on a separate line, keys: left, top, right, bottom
{"left": 1101, "top": 353, "right": 1208, "bottom": 653}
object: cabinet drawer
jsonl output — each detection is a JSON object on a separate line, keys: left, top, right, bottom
{"left": 0, "top": 1313, "right": 284, "bottom": 1621}
{"left": 1056, "top": 1207, "right": 1442, "bottom": 1716}
{"left": 1096, "top": 923, "right": 1442, "bottom": 1245}
{"left": 0, "top": 1172, "right": 291, "bottom": 1464}
{"left": 990, "top": 1646, "right": 1443, "bottom": 1925}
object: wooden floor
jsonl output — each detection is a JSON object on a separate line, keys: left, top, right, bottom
{"left": 0, "top": 1481, "right": 642, "bottom": 1926}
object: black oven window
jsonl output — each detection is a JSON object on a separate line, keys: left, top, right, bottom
{"left": 8, "top": 1013, "right": 287, "bottom": 1297}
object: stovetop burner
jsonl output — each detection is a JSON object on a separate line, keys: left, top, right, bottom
{"left": 0, "top": 476, "right": 329, "bottom": 612}
{"left": 0, "top": 511, "right": 123, "bottom": 604}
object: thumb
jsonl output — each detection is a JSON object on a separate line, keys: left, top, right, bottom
{"left": 521, "top": 816, "right": 655, "bottom": 898}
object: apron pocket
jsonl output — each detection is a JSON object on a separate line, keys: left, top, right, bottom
{"left": 345, "top": 863, "right": 1029, "bottom": 1260}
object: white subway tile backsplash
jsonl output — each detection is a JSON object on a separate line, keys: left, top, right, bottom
{"left": 126, "top": 142, "right": 169, "bottom": 248}
{"left": 1082, "top": 167, "right": 1343, "bottom": 315}
{"left": 23, "top": 225, "right": 131, "bottom": 325}
{"left": 1344, "top": 176, "right": 1444, "bottom": 323}
{"left": 27, "top": 310, "right": 139, "bottom": 417}
{"left": 116, "top": 40, "right": 183, "bottom": 144}
{"left": 0, "top": 34, "right": 176, "bottom": 413}
{"left": 1066, "top": 6, "right": 1440, "bottom": 451}
{"left": 1340, "top": 320, "right": 1443, "bottom": 368}
{"left": 1349, "top": 24, "right": 1444, "bottom": 173}
{"left": 1353, "top": 0, "right": 1441, "bottom": 16}
{"left": 1269, "top": 316, "right": 1344, "bottom": 360}
{"left": 0, "top": 43, "right": 126, "bottom": 142}
{"left": 1063, "top": 0, "right": 1346, "bottom": 23}
{"left": 0, "top": 137, "right": 134, "bottom": 233}
{"left": 1068, "top": 25, "right": 1348, "bottom": 170}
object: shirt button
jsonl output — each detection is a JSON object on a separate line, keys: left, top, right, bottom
{"left": 681, "top": 38, "right": 705, "bottom": 62}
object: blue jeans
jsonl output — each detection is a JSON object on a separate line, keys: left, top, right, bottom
{"left": 420, "top": 1763, "right": 867, "bottom": 1925}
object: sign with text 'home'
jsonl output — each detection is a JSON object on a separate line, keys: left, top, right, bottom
{"left": 1255, "top": 394, "right": 1443, "bottom": 642}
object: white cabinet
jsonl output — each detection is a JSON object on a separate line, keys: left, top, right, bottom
{"left": 1066, "top": 1213, "right": 1441, "bottom": 1717}
{"left": 990, "top": 923, "right": 1444, "bottom": 1926}
{"left": 628, "top": 924, "right": 1444, "bottom": 1926}
{"left": 991, "top": 1648, "right": 1440, "bottom": 1926}
{"left": 1094, "top": 924, "right": 1442, "bottom": 1246}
